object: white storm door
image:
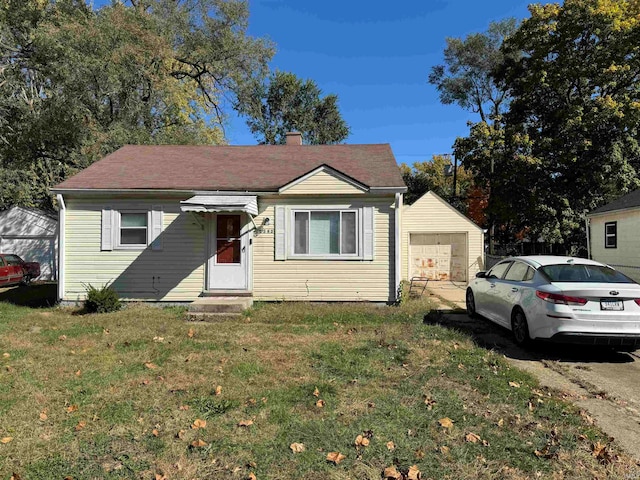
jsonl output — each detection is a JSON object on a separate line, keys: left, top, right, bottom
{"left": 208, "top": 214, "right": 247, "bottom": 290}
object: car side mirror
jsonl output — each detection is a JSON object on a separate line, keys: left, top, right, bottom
{"left": 475, "top": 271, "right": 487, "bottom": 278}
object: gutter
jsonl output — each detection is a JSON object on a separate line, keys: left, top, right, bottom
{"left": 394, "top": 192, "right": 402, "bottom": 301}
{"left": 56, "top": 194, "right": 66, "bottom": 301}
{"left": 585, "top": 216, "right": 591, "bottom": 259}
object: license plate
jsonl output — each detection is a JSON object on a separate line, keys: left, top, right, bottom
{"left": 600, "top": 299, "right": 623, "bottom": 311}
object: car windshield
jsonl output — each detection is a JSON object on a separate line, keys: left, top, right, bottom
{"left": 539, "top": 264, "right": 634, "bottom": 283}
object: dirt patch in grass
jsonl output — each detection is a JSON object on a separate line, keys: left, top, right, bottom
{"left": 0, "top": 299, "right": 638, "bottom": 479}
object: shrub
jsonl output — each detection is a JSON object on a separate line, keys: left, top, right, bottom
{"left": 83, "top": 282, "right": 121, "bottom": 313}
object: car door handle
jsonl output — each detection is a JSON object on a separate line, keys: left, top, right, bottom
{"left": 511, "top": 287, "right": 519, "bottom": 292}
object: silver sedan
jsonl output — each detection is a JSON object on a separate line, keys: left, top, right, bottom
{"left": 466, "top": 256, "right": 640, "bottom": 350}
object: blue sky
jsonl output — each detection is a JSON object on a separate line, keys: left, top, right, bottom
{"left": 231, "top": 0, "right": 533, "bottom": 166}
{"left": 93, "top": 0, "right": 532, "bottom": 166}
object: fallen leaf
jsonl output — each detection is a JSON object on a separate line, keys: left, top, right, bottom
{"left": 414, "top": 448, "right": 425, "bottom": 459}
{"left": 154, "top": 474, "right": 166, "bottom": 480}
{"left": 1, "top": 437, "right": 13, "bottom": 444}
{"left": 465, "top": 432, "right": 482, "bottom": 443}
{"left": 179, "top": 405, "right": 190, "bottom": 411}
{"left": 103, "top": 328, "right": 110, "bottom": 335}
{"left": 2, "top": 353, "right": 9, "bottom": 358}
{"left": 144, "top": 362, "right": 158, "bottom": 370}
{"left": 386, "top": 441, "right": 395, "bottom": 451}
{"left": 438, "top": 417, "right": 454, "bottom": 429}
{"left": 326, "top": 452, "right": 345, "bottom": 465}
{"left": 214, "top": 385, "right": 222, "bottom": 396}
{"left": 354, "top": 435, "right": 370, "bottom": 447}
{"left": 440, "top": 445, "right": 450, "bottom": 455}
{"left": 66, "top": 405, "right": 78, "bottom": 413}
{"left": 313, "top": 387, "right": 320, "bottom": 397}
{"left": 153, "top": 336, "right": 164, "bottom": 343}
{"left": 75, "top": 421, "right": 86, "bottom": 431}
{"left": 407, "top": 465, "right": 422, "bottom": 480}
{"left": 10, "top": 474, "right": 22, "bottom": 480}
{"left": 290, "top": 442, "right": 305, "bottom": 453}
{"left": 58, "top": 335, "right": 67, "bottom": 341}
{"left": 497, "top": 418, "right": 504, "bottom": 427}
{"left": 191, "top": 419, "right": 207, "bottom": 429}
{"left": 315, "top": 399, "right": 326, "bottom": 408}
{"left": 591, "top": 441, "right": 616, "bottom": 464}
{"left": 238, "top": 419, "right": 254, "bottom": 427}
{"left": 508, "top": 381, "right": 521, "bottom": 388}
{"left": 187, "top": 328, "right": 195, "bottom": 338}
{"left": 247, "top": 473, "right": 256, "bottom": 480}
{"left": 382, "top": 465, "right": 402, "bottom": 479}
{"left": 176, "top": 430, "right": 186, "bottom": 439}
{"left": 423, "top": 396, "right": 436, "bottom": 410}
{"left": 39, "top": 411, "right": 48, "bottom": 421}
{"left": 152, "top": 429, "right": 159, "bottom": 437}
{"left": 191, "top": 439, "right": 207, "bottom": 447}
{"left": 75, "top": 370, "right": 81, "bottom": 377}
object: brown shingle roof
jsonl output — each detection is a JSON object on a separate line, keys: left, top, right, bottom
{"left": 54, "top": 144, "right": 406, "bottom": 191}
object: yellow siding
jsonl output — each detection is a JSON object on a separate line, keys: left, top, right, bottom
{"left": 589, "top": 210, "right": 640, "bottom": 282}
{"left": 282, "top": 170, "right": 366, "bottom": 195}
{"left": 64, "top": 197, "right": 205, "bottom": 302}
{"left": 252, "top": 195, "right": 396, "bottom": 302}
{"left": 401, "top": 192, "right": 484, "bottom": 282}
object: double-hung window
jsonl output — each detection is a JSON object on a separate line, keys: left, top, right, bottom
{"left": 605, "top": 222, "right": 617, "bottom": 249}
{"left": 118, "top": 212, "right": 148, "bottom": 247}
{"left": 292, "top": 210, "right": 358, "bottom": 257}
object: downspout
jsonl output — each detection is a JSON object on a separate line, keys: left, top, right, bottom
{"left": 585, "top": 216, "right": 591, "bottom": 259}
{"left": 56, "top": 194, "right": 66, "bottom": 302}
{"left": 395, "top": 193, "right": 402, "bottom": 302}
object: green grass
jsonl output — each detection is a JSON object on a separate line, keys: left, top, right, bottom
{"left": 0, "top": 290, "right": 637, "bottom": 479}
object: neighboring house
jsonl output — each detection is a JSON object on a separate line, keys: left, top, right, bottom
{"left": 51, "top": 133, "right": 407, "bottom": 304}
{"left": 401, "top": 191, "right": 484, "bottom": 283}
{"left": 587, "top": 189, "right": 640, "bottom": 282}
{"left": 0, "top": 206, "right": 58, "bottom": 280}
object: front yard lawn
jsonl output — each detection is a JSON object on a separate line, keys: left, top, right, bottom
{"left": 0, "top": 296, "right": 637, "bottom": 479}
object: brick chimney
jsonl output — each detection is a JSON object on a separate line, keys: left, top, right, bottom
{"left": 285, "top": 132, "right": 302, "bottom": 145}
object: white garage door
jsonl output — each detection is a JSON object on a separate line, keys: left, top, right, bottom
{"left": 409, "top": 233, "right": 467, "bottom": 282}
{"left": 0, "top": 237, "right": 56, "bottom": 280}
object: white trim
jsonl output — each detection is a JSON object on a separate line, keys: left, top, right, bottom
{"left": 369, "top": 186, "right": 408, "bottom": 194}
{"left": 278, "top": 165, "right": 369, "bottom": 193}
{"left": 394, "top": 193, "right": 402, "bottom": 300}
{"left": 288, "top": 208, "right": 361, "bottom": 259}
{"left": 115, "top": 210, "right": 149, "bottom": 249}
{"left": 56, "top": 194, "right": 66, "bottom": 301}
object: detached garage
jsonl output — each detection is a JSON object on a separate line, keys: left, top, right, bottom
{"left": 0, "top": 206, "right": 58, "bottom": 280}
{"left": 401, "top": 191, "right": 484, "bottom": 283}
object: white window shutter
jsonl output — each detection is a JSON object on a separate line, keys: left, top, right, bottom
{"left": 363, "top": 206, "right": 374, "bottom": 260}
{"left": 101, "top": 208, "right": 113, "bottom": 251}
{"left": 151, "top": 206, "right": 163, "bottom": 251}
{"left": 275, "top": 206, "right": 286, "bottom": 260}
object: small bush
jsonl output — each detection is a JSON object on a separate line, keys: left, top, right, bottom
{"left": 83, "top": 282, "right": 121, "bottom": 313}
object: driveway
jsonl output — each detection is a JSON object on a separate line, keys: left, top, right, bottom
{"left": 424, "top": 285, "right": 640, "bottom": 462}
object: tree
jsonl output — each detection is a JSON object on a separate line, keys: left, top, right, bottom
{"left": 0, "top": 0, "right": 274, "bottom": 210}
{"left": 491, "top": 0, "right": 640, "bottom": 250}
{"left": 430, "top": 19, "right": 519, "bottom": 250}
{"left": 428, "top": 18, "right": 518, "bottom": 124}
{"left": 235, "top": 70, "right": 350, "bottom": 145}
{"left": 400, "top": 154, "right": 474, "bottom": 211}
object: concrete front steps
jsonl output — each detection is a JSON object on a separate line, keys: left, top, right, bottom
{"left": 187, "top": 292, "right": 253, "bottom": 321}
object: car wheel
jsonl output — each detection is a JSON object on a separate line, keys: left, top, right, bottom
{"left": 511, "top": 308, "right": 531, "bottom": 347}
{"left": 21, "top": 275, "right": 31, "bottom": 286}
{"left": 466, "top": 288, "right": 477, "bottom": 318}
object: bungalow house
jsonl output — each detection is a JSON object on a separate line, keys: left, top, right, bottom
{"left": 587, "top": 188, "right": 640, "bottom": 282}
{"left": 52, "top": 133, "right": 407, "bottom": 304}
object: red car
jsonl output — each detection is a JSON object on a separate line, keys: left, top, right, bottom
{"left": 0, "top": 254, "right": 40, "bottom": 286}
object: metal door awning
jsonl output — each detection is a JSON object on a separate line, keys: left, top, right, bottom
{"left": 180, "top": 195, "right": 258, "bottom": 216}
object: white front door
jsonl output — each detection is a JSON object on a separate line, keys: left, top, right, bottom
{"left": 208, "top": 214, "right": 247, "bottom": 290}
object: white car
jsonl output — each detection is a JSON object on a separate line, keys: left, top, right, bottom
{"left": 466, "top": 256, "right": 640, "bottom": 350}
